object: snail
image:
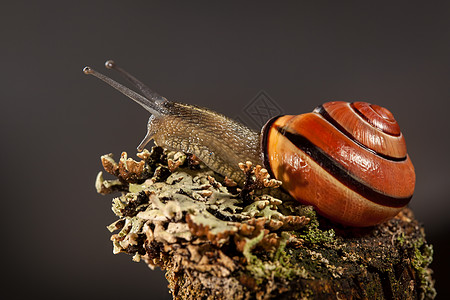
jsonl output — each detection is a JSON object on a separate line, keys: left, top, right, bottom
{"left": 84, "top": 60, "right": 415, "bottom": 227}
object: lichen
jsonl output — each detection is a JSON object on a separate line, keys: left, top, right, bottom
{"left": 95, "top": 146, "right": 435, "bottom": 299}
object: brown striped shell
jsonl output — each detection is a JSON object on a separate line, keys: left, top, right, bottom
{"left": 261, "top": 101, "right": 415, "bottom": 227}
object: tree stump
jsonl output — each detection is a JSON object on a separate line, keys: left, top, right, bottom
{"left": 95, "top": 147, "right": 436, "bottom": 299}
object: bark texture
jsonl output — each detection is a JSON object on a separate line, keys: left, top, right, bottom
{"left": 96, "top": 147, "right": 436, "bottom": 300}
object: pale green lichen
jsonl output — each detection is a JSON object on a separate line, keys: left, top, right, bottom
{"left": 242, "top": 230, "right": 265, "bottom": 264}
{"left": 98, "top": 147, "right": 310, "bottom": 277}
{"left": 96, "top": 146, "right": 435, "bottom": 299}
{"left": 95, "top": 171, "right": 122, "bottom": 193}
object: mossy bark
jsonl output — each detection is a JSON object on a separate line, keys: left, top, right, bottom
{"left": 161, "top": 208, "right": 435, "bottom": 299}
{"left": 96, "top": 147, "right": 435, "bottom": 300}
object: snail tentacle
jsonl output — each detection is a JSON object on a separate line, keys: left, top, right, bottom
{"left": 104, "top": 60, "right": 167, "bottom": 104}
{"left": 83, "top": 65, "right": 165, "bottom": 117}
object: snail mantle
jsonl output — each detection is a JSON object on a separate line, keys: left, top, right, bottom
{"left": 95, "top": 146, "right": 435, "bottom": 300}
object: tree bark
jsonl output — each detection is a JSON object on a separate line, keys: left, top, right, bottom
{"left": 96, "top": 147, "right": 436, "bottom": 299}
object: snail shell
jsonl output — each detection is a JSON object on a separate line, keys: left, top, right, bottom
{"left": 261, "top": 101, "right": 415, "bottom": 227}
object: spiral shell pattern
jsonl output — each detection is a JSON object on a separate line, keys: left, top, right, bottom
{"left": 261, "top": 101, "right": 415, "bottom": 227}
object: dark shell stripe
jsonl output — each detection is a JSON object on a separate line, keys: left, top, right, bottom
{"left": 314, "top": 105, "right": 407, "bottom": 162}
{"left": 284, "top": 113, "right": 413, "bottom": 197}
{"left": 277, "top": 126, "right": 411, "bottom": 208}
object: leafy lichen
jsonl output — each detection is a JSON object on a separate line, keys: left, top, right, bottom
{"left": 95, "top": 147, "right": 435, "bottom": 299}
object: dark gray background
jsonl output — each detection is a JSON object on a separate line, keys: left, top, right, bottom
{"left": 2, "top": 1, "right": 449, "bottom": 299}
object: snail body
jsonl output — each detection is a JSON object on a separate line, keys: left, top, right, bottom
{"left": 142, "top": 101, "right": 261, "bottom": 185}
{"left": 84, "top": 61, "right": 415, "bottom": 227}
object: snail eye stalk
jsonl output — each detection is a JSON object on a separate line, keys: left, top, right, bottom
{"left": 82, "top": 65, "right": 163, "bottom": 117}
